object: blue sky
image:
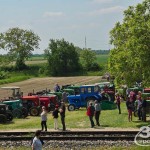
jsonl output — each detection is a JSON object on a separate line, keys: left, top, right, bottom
{"left": 0, "top": 0, "right": 143, "bottom": 54}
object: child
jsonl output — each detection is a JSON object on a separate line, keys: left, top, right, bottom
{"left": 40, "top": 106, "right": 47, "bottom": 131}
{"left": 52, "top": 106, "right": 59, "bottom": 130}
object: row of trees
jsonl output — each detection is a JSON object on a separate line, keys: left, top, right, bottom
{"left": 109, "top": 0, "right": 150, "bottom": 87}
{"left": 0, "top": 28, "right": 100, "bottom": 76}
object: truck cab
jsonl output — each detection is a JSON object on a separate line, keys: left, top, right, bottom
{"left": 67, "top": 84, "right": 102, "bottom": 111}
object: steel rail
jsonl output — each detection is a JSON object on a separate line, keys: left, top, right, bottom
{"left": 0, "top": 136, "right": 135, "bottom": 141}
{"left": 0, "top": 130, "right": 139, "bottom": 135}
{"left": 0, "top": 131, "right": 138, "bottom": 141}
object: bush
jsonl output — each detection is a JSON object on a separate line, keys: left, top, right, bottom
{"left": 0, "top": 71, "right": 9, "bottom": 80}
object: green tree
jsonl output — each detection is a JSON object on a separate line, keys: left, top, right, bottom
{"left": 45, "top": 39, "right": 80, "bottom": 76}
{"left": 0, "top": 27, "right": 40, "bottom": 70}
{"left": 109, "top": 0, "right": 150, "bottom": 86}
{"left": 80, "top": 49, "right": 99, "bottom": 71}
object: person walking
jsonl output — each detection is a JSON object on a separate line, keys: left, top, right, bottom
{"left": 86, "top": 102, "right": 95, "bottom": 128}
{"left": 40, "top": 106, "right": 47, "bottom": 131}
{"left": 59, "top": 101, "right": 66, "bottom": 131}
{"left": 116, "top": 93, "right": 121, "bottom": 114}
{"left": 52, "top": 106, "right": 59, "bottom": 130}
{"left": 94, "top": 100, "right": 101, "bottom": 126}
{"left": 31, "top": 130, "right": 43, "bottom": 150}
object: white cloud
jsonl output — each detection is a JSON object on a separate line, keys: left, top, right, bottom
{"left": 89, "top": 6, "right": 125, "bottom": 16}
{"left": 43, "top": 12, "right": 65, "bottom": 18}
{"left": 92, "top": 0, "right": 113, "bottom": 4}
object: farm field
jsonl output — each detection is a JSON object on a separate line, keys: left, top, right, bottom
{"left": 96, "top": 54, "right": 109, "bottom": 65}
{"left": 0, "top": 76, "right": 100, "bottom": 99}
{"left": 24, "top": 54, "right": 109, "bottom": 65}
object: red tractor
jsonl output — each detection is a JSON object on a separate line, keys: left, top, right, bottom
{"left": 21, "top": 94, "right": 58, "bottom": 116}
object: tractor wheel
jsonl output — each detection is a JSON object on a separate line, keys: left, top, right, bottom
{"left": 6, "top": 112, "right": 13, "bottom": 121}
{"left": 29, "top": 107, "right": 39, "bottom": 116}
{"left": 0, "top": 114, "right": 7, "bottom": 124}
{"left": 12, "top": 109, "right": 22, "bottom": 118}
{"left": 134, "top": 110, "right": 138, "bottom": 117}
{"left": 68, "top": 104, "right": 75, "bottom": 111}
{"left": 22, "top": 107, "right": 28, "bottom": 118}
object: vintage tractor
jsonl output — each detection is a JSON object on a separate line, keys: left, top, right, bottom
{"left": 67, "top": 84, "right": 102, "bottom": 111}
{"left": 2, "top": 99, "right": 28, "bottom": 118}
{"left": 96, "top": 82, "right": 115, "bottom": 101}
{"left": 61, "top": 85, "right": 80, "bottom": 95}
{"left": 67, "top": 84, "right": 117, "bottom": 111}
{"left": 1, "top": 86, "right": 28, "bottom": 118}
{"left": 21, "top": 94, "right": 59, "bottom": 116}
{"left": 1, "top": 86, "right": 22, "bottom": 100}
{"left": 0, "top": 104, "right": 13, "bottom": 124}
{"left": 21, "top": 95, "right": 41, "bottom": 116}
{"left": 39, "top": 95, "right": 59, "bottom": 111}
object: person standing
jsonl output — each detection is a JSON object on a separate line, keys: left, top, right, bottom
{"left": 116, "top": 93, "right": 121, "bottom": 114}
{"left": 54, "top": 83, "right": 60, "bottom": 92}
{"left": 52, "top": 106, "right": 59, "bottom": 130}
{"left": 40, "top": 106, "right": 47, "bottom": 131}
{"left": 141, "top": 97, "right": 147, "bottom": 122}
{"left": 59, "top": 101, "right": 66, "bottom": 131}
{"left": 86, "top": 102, "right": 95, "bottom": 128}
{"left": 94, "top": 100, "right": 101, "bottom": 126}
{"left": 31, "top": 130, "right": 43, "bottom": 150}
{"left": 126, "top": 97, "right": 133, "bottom": 122}
{"left": 137, "top": 94, "right": 142, "bottom": 120}
{"left": 62, "top": 91, "right": 68, "bottom": 103}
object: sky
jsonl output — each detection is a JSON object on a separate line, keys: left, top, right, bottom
{"left": 0, "top": 0, "right": 144, "bottom": 54}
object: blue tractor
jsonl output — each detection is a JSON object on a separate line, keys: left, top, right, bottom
{"left": 67, "top": 85, "right": 102, "bottom": 111}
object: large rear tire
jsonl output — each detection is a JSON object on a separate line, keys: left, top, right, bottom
{"left": 68, "top": 104, "right": 75, "bottom": 111}
{"left": 29, "top": 107, "right": 39, "bottom": 116}
{"left": 22, "top": 107, "right": 28, "bottom": 118}
{"left": 0, "top": 114, "right": 7, "bottom": 124}
{"left": 6, "top": 112, "right": 13, "bottom": 121}
{"left": 12, "top": 109, "right": 22, "bottom": 118}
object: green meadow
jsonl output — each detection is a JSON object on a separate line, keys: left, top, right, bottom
{"left": 0, "top": 102, "right": 149, "bottom": 130}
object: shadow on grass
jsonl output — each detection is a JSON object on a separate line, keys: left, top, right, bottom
{"left": 94, "top": 126, "right": 107, "bottom": 129}
{"left": 3, "top": 121, "right": 15, "bottom": 125}
{"left": 95, "top": 125, "right": 110, "bottom": 128}
{"left": 133, "top": 120, "right": 150, "bottom": 128}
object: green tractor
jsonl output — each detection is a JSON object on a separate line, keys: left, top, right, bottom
{"left": 2, "top": 100, "right": 28, "bottom": 118}
{"left": 0, "top": 86, "right": 28, "bottom": 118}
{"left": 61, "top": 85, "right": 80, "bottom": 95}
{"left": 0, "top": 104, "right": 13, "bottom": 124}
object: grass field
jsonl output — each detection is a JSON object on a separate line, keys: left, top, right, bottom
{"left": 0, "top": 102, "right": 149, "bottom": 130}
{"left": 96, "top": 54, "right": 109, "bottom": 65}
{"left": 27, "top": 54, "right": 109, "bottom": 65}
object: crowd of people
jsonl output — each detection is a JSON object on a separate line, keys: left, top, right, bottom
{"left": 31, "top": 83, "right": 150, "bottom": 150}
{"left": 116, "top": 90, "right": 147, "bottom": 122}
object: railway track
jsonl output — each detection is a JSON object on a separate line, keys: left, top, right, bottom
{"left": 0, "top": 131, "right": 138, "bottom": 141}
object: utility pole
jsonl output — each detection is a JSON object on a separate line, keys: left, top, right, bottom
{"left": 85, "top": 36, "right": 86, "bottom": 49}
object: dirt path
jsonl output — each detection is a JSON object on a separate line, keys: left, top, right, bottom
{"left": 0, "top": 76, "right": 101, "bottom": 99}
